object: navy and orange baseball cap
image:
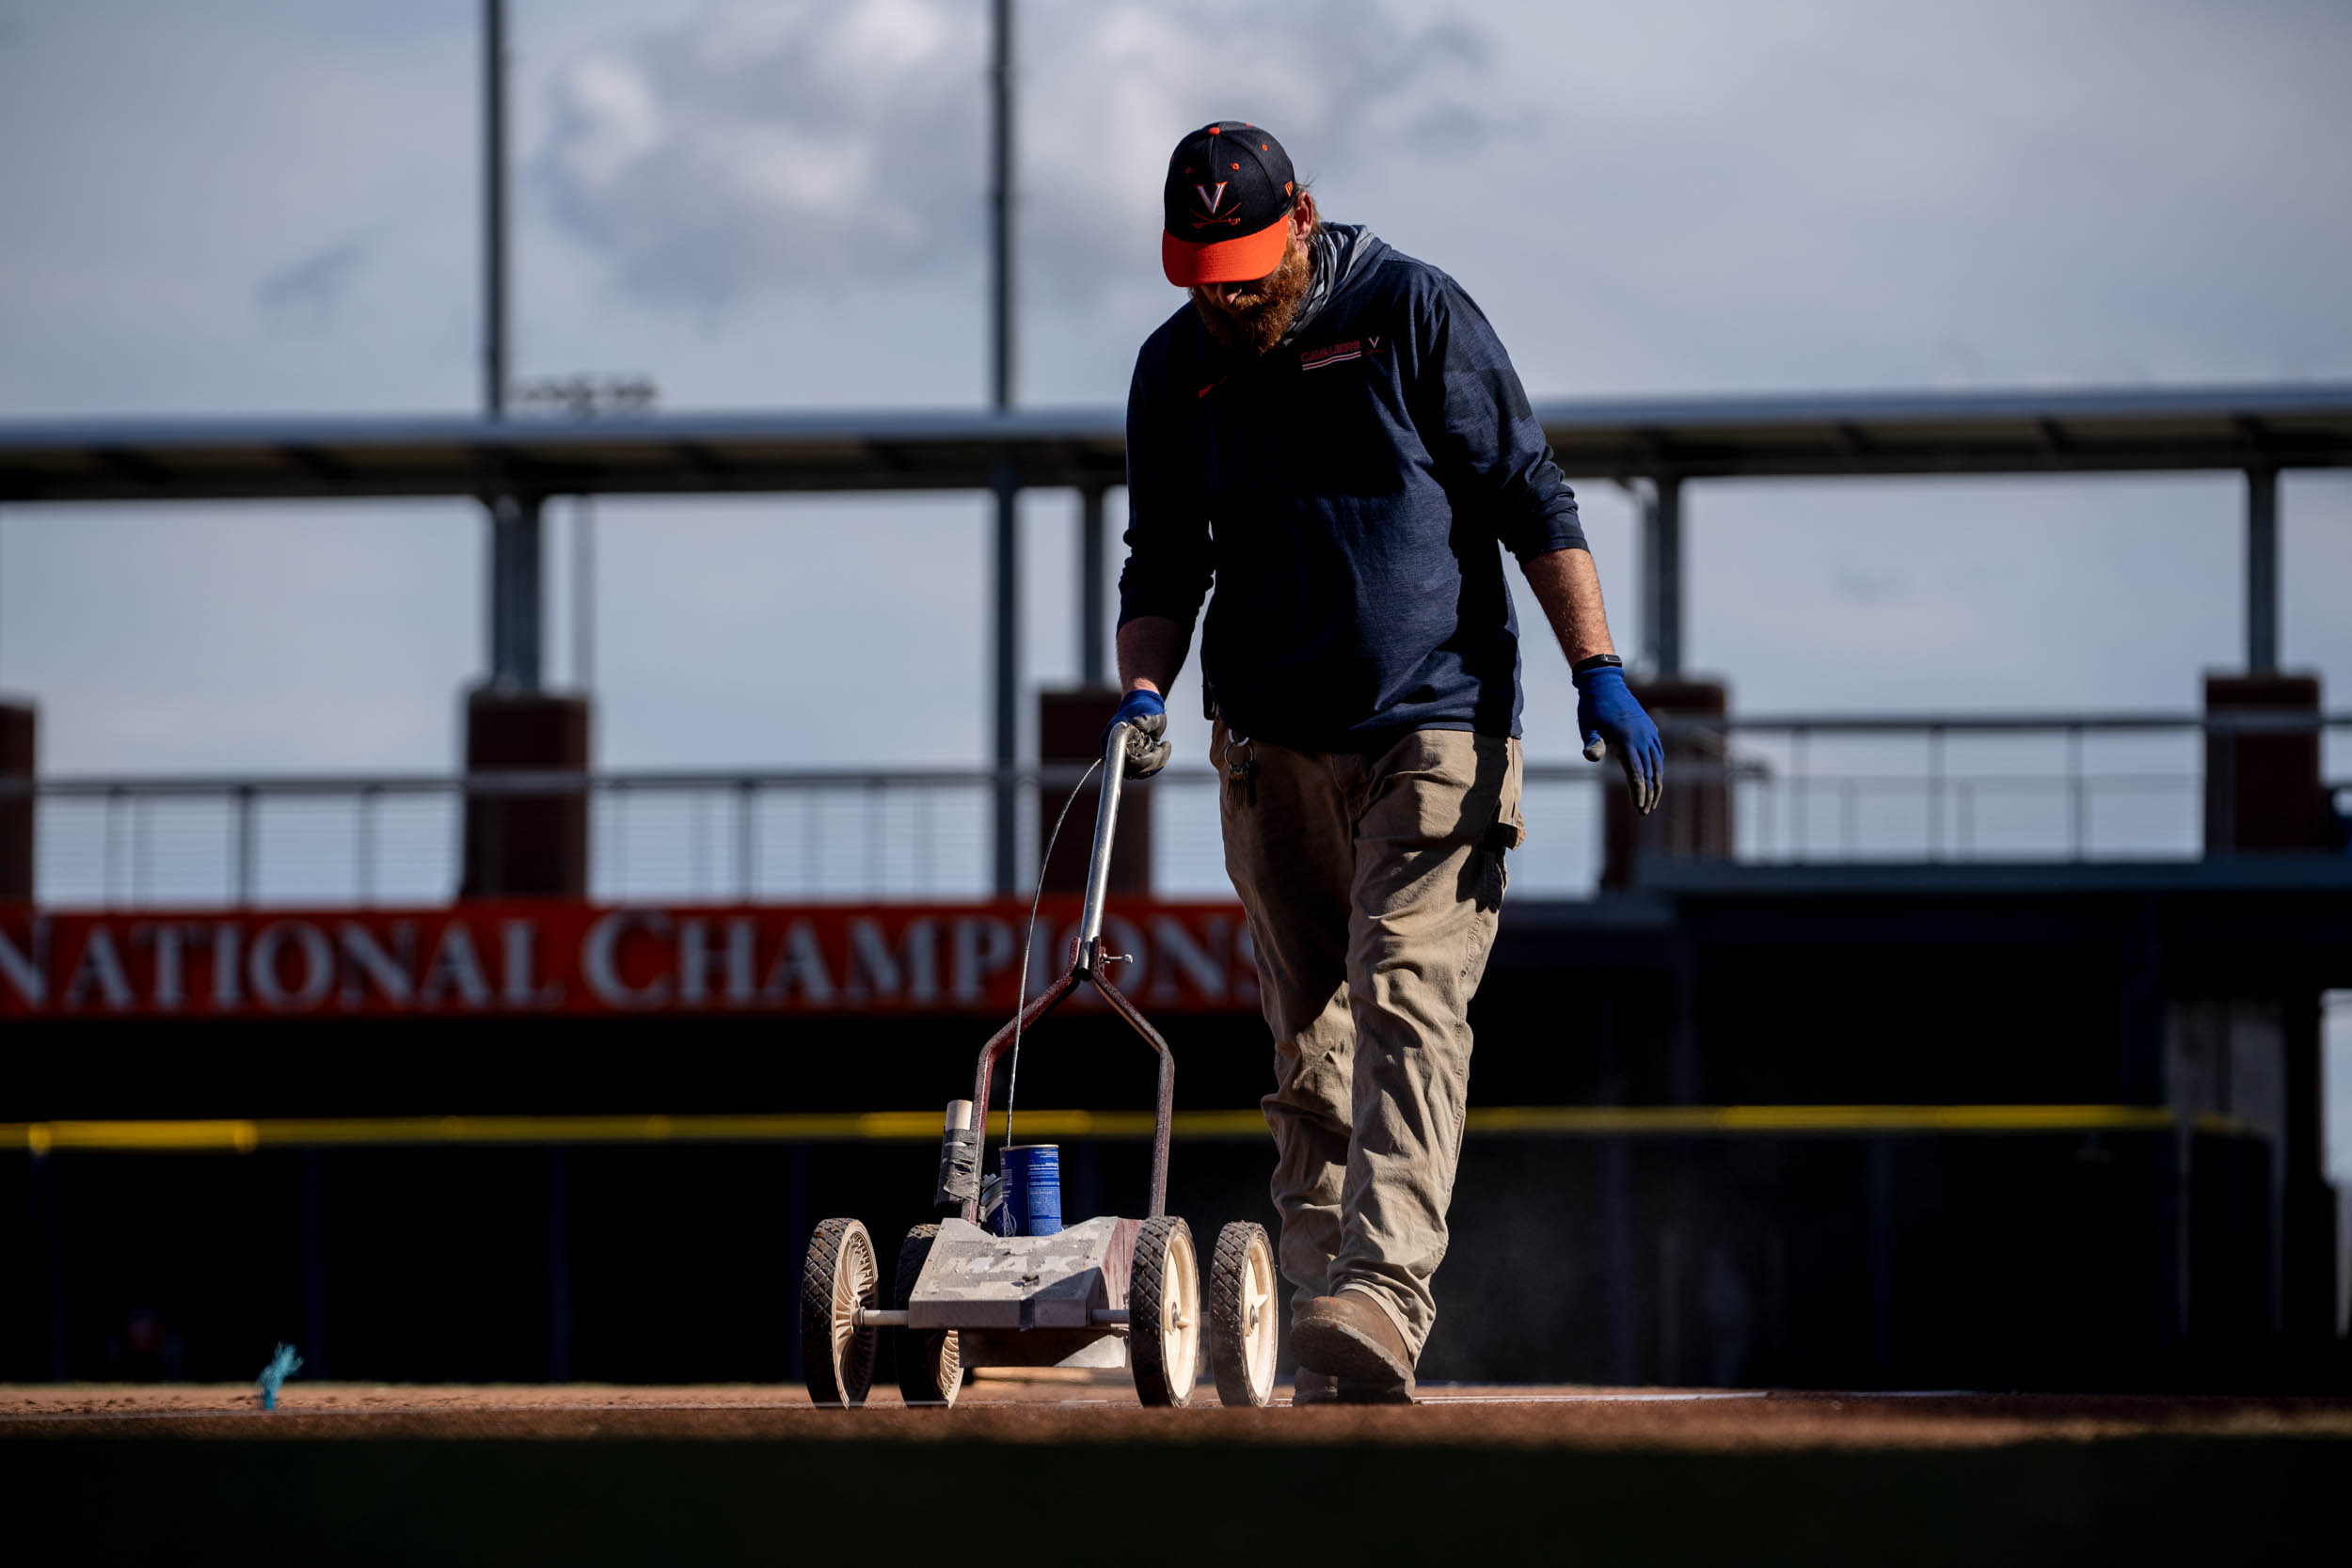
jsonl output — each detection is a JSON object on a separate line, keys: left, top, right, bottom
{"left": 1162, "top": 121, "right": 1297, "bottom": 287}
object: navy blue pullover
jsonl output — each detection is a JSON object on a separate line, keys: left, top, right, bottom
{"left": 1117, "top": 229, "right": 1587, "bottom": 752}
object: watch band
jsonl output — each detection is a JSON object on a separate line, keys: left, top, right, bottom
{"left": 1571, "top": 653, "right": 1625, "bottom": 676}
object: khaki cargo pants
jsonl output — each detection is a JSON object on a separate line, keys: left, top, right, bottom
{"left": 1213, "top": 720, "right": 1524, "bottom": 1364}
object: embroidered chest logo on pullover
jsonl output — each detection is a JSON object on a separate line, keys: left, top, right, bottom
{"left": 1299, "top": 335, "right": 1383, "bottom": 372}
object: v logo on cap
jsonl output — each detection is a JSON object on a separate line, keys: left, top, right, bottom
{"left": 1195, "top": 182, "right": 1228, "bottom": 215}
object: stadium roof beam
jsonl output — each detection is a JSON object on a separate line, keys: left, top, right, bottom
{"left": 5, "top": 384, "right": 2347, "bottom": 505}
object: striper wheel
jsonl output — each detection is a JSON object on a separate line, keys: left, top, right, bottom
{"left": 1130, "top": 1215, "right": 1200, "bottom": 1408}
{"left": 1209, "top": 1221, "right": 1279, "bottom": 1407}
{"left": 800, "top": 1217, "right": 880, "bottom": 1408}
{"left": 892, "top": 1223, "right": 961, "bottom": 1408}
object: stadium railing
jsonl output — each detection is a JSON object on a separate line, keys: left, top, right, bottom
{"left": 12, "top": 712, "right": 2347, "bottom": 909}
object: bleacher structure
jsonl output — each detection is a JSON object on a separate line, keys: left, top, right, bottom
{"left": 3, "top": 383, "right": 2347, "bottom": 1388}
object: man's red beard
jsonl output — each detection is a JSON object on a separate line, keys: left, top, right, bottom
{"left": 1190, "top": 232, "right": 1314, "bottom": 355}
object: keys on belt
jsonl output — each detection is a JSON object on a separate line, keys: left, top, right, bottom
{"left": 1225, "top": 730, "right": 1257, "bottom": 805}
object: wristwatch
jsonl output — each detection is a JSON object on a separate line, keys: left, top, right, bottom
{"left": 1571, "top": 653, "right": 1625, "bottom": 676}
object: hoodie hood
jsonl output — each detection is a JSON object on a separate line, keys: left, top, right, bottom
{"left": 1278, "top": 222, "right": 1383, "bottom": 348}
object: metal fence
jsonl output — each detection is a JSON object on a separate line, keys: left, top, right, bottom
{"left": 17, "top": 713, "right": 2348, "bottom": 910}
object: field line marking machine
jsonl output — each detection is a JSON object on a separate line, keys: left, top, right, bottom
{"left": 800, "top": 719, "right": 1279, "bottom": 1409}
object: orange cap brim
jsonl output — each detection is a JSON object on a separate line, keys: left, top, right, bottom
{"left": 1163, "top": 217, "right": 1290, "bottom": 288}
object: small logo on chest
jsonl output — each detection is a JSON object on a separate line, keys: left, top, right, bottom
{"left": 1299, "top": 335, "right": 1382, "bottom": 372}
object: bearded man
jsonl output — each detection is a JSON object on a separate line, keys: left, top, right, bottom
{"left": 1107, "top": 122, "right": 1663, "bottom": 1402}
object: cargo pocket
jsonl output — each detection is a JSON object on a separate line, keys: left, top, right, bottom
{"left": 1471, "top": 820, "right": 1516, "bottom": 913}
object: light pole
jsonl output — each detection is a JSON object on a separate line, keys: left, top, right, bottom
{"left": 988, "top": 0, "right": 1021, "bottom": 894}
{"left": 480, "top": 0, "right": 541, "bottom": 691}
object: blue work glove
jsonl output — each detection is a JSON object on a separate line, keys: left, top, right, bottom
{"left": 1576, "top": 665, "right": 1663, "bottom": 816}
{"left": 1103, "top": 689, "right": 1170, "bottom": 779}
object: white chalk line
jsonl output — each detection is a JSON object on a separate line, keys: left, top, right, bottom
{"left": 2, "top": 1402, "right": 802, "bottom": 1424}
{"left": 1408, "top": 1391, "right": 1772, "bottom": 1405}
{"left": 8, "top": 1388, "right": 1994, "bottom": 1423}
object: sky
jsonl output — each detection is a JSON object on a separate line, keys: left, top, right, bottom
{"left": 2, "top": 0, "right": 2349, "bottom": 779}
{"left": 1, "top": 1, "right": 2350, "bottom": 1168}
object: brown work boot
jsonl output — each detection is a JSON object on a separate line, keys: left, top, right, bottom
{"left": 1334, "top": 1374, "right": 1416, "bottom": 1404}
{"left": 1294, "top": 1368, "right": 1406, "bottom": 1405}
{"left": 1291, "top": 1369, "right": 1339, "bottom": 1406}
{"left": 1291, "top": 1290, "right": 1415, "bottom": 1394}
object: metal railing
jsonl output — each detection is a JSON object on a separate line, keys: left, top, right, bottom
{"left": 12, "top": 713, "right": 2346, "bottom": 910}
{"left": 1691, "top": 710, "right": 2348, "bottom": 866}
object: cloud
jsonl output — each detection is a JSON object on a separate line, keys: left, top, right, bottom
{"left": 1831, "top": 567, "right": 1905, "bottom": 606}
{"left": 254, "top": 239, "right": 367, "bottom": 325}
{"left": 533, "top": 0, "right": 1509, "bottom": 308}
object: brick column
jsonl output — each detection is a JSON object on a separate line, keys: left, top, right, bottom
{"left": 2203, "top": 672, "right": 2326, "bottom": 854}
{"left": 461, "top": 689, "right": 592, "bottom": 898}
{"left": 2201, "top": 672, "right": 2340, "bottom": 1361}
{"left": 1601, "top": 678, "right": 1730, "bottom": 891}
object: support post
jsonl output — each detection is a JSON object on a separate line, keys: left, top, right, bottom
{"left": 992, "top": 458, "right": 1021, "bottom": 895}
{"left": 2203, "top": 671, "right": 2324, "bottom": 855}
{"left": 1603, "top": 1137, "right": 1636, "bottom": 1383}
{"left": 1078, "top": 484, "right": 1108, "bottom": 686}
{"left": 300, "top": 1151, "right": 328, "bottom": 1378}
{"left": 572, "top": 496, "right": 595, "bottom": 692}
{"left": 1641, "top": 476, "right": 1684, "bottom": 679}
{"left": 461, "top": 688, "right": 590, "bottom": 897}
{"left": 0, "top": 701, "right": 32, "bottom": 903}
{"left": 487, "top": 494, "right": 544, "bottom": 690}
{"left": 469, "top": 488, "right": 585, "bottom": 898}
{"left": 987, "top": 0, "right": 1021, "bottom": 895}
{"left": 2246, "top": 467, "right": 2278, "bottom": 673}
{"left": 547, "top": 1148, "right": 573, "bottom": 1383}
{"left": 989, "top": 0, "right": 1016, "bottom": 413}
{"left": 2280, "top": 992, "right": 2341, "bottom": 1353}
{"left": 482, "top": 0, "right": 507, "bottom": 420}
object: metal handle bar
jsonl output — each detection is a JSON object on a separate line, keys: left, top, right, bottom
{"left": 954, "top": 716, "right": 1176, "bottom": 1224}
{"left": 1078, "top": 720, "right": 1132, "bottom": 953}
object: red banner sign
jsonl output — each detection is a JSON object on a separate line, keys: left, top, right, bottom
{"left": 0, "top": 901, "right": 1259, "bottom": 1020}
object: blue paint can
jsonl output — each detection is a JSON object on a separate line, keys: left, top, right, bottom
{"left": 999, "top": 1145, "right": 1063, "bottom": 1237}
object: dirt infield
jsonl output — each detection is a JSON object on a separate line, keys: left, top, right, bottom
{"left": 8, "top": 1377, "right": 2349, "bottom": 1449}
{"left": 10, "top": 1380, "right": 2348, "bottom": 1565}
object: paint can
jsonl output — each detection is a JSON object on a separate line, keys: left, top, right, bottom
{"left": 998, "top": 1145, "right": 1062, "bottom": 1237}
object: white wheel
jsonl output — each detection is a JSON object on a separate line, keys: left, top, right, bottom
{"left": 1130, "top": 1216, "right": 1200, "bottom": 1407}
{"left": 1209, "top": 1221, "right": 1279, "bottom": 1407}
{"left": 800, "top": 1217, "right": 880, "bottom": 1407}
{"left": 893, "top": 1224, "right": 961, "bottom": 1408}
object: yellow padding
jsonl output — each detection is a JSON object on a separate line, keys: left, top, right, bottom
{"left": 0, "top": 1103, "right": 2247, "bottom": 1154}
